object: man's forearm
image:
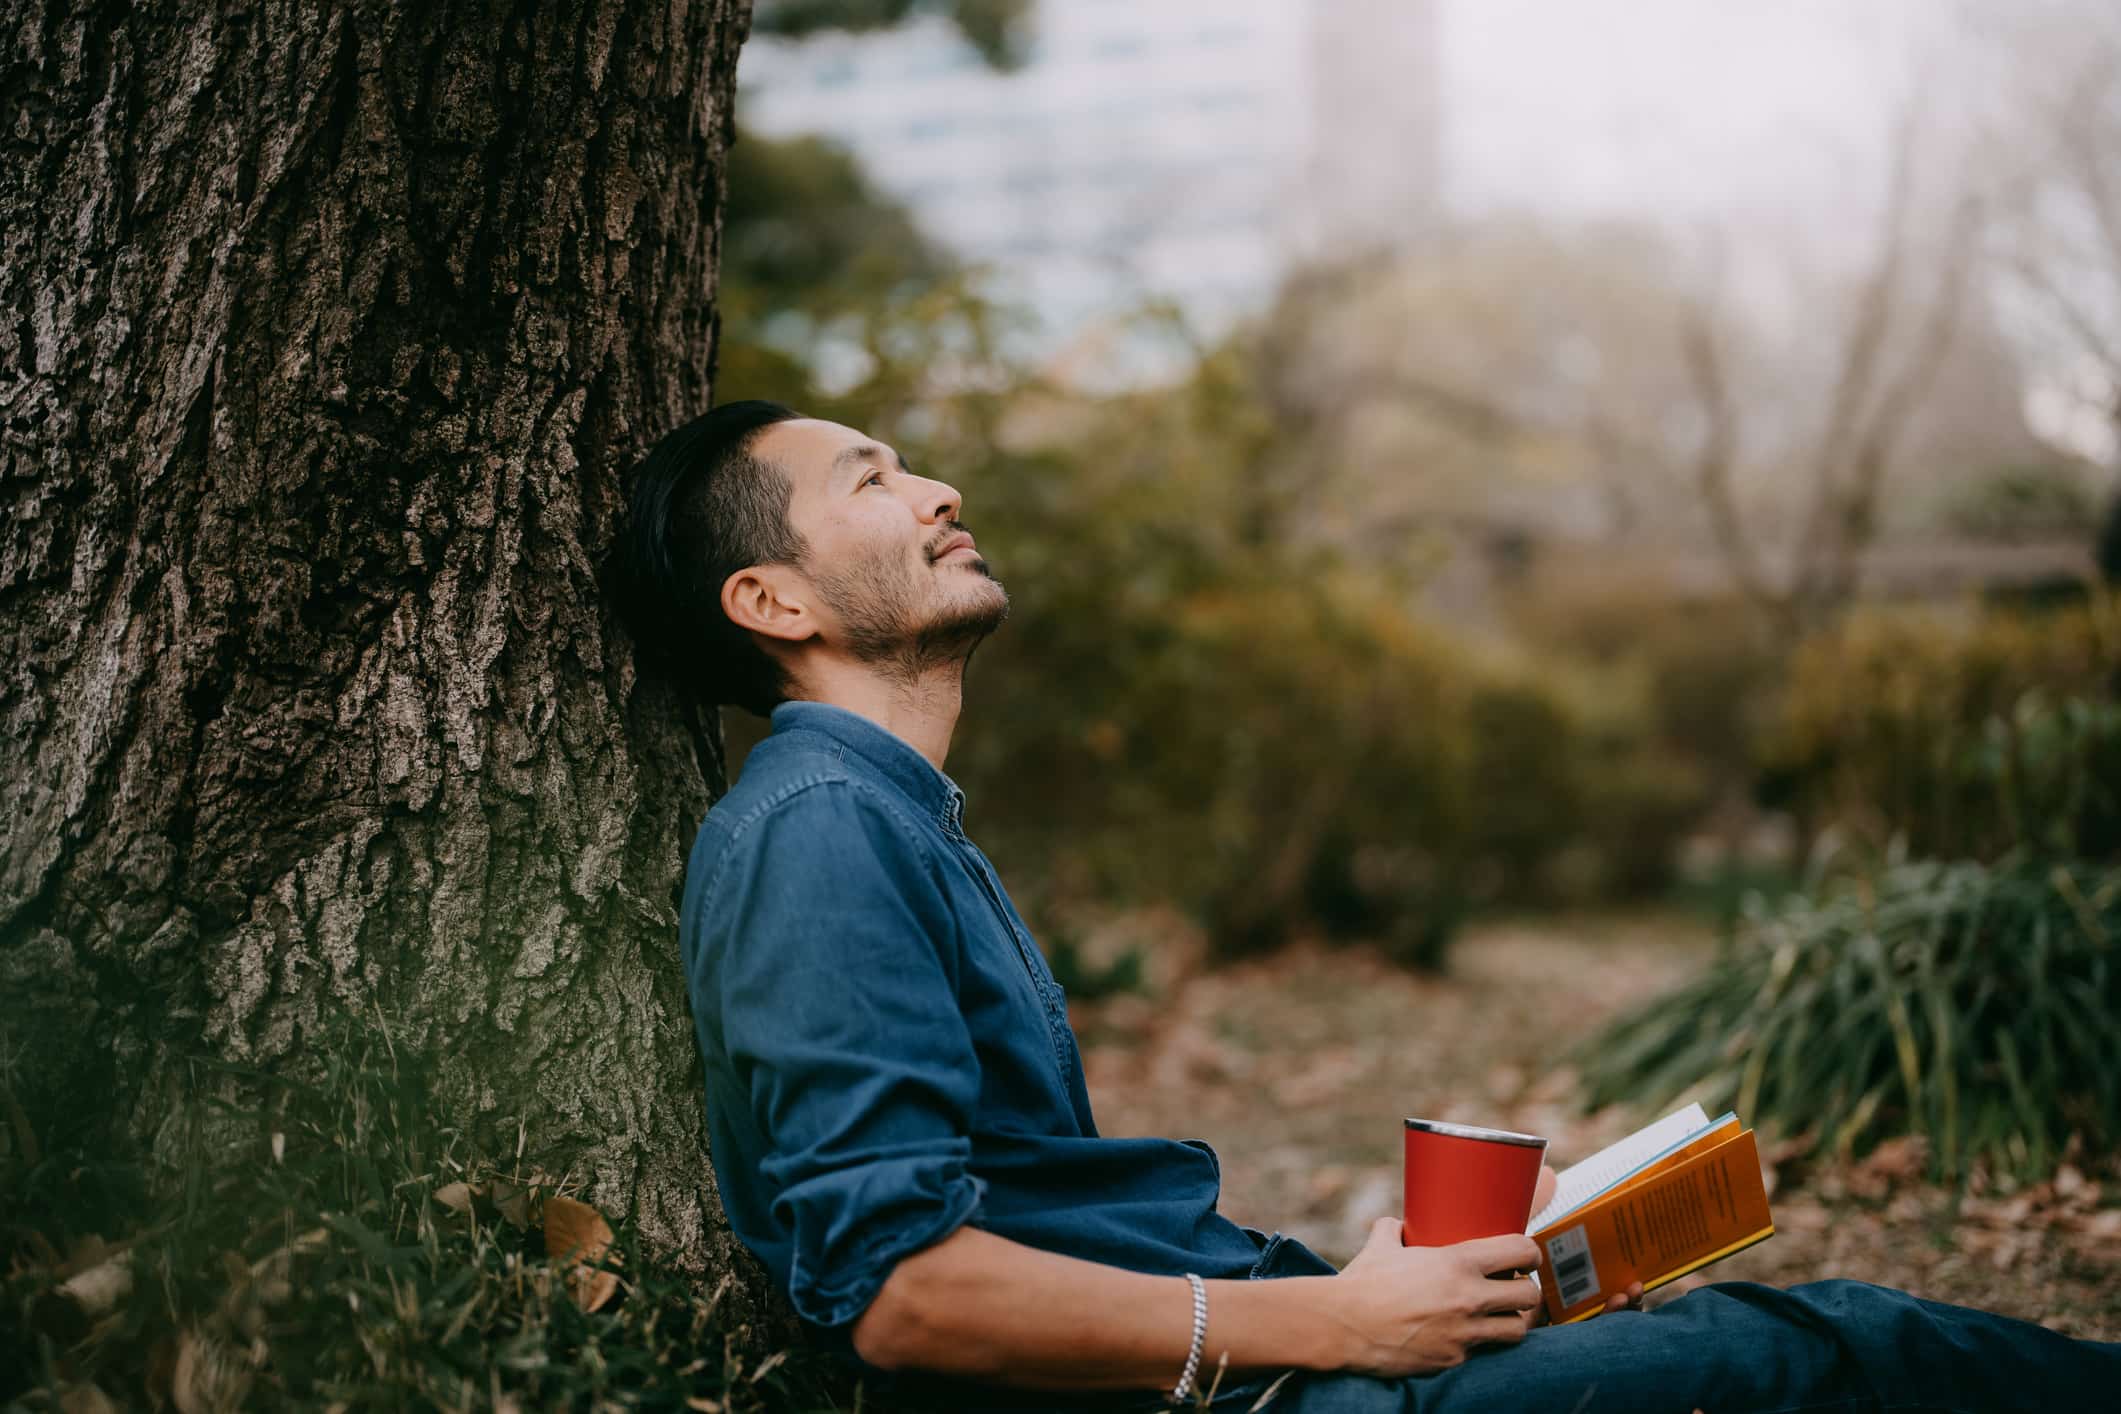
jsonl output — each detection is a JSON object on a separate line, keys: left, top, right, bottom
{"left": 852, "top": 1224, "right": 1353, "bottom": 1391}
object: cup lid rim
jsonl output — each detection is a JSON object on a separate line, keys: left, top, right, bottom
{"left": 1403, "top": 1118, "right": 1547, "bottom": 1148}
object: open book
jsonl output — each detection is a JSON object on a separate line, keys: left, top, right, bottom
{"left": 1526, "top": 1103, "right": 1776, "bottom": 1324}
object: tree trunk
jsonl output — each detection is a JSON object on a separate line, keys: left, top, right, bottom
{"left": 1, "top": 0, "right": 768, "bottom": 1315}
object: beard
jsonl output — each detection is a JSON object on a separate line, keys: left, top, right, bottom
{"left": 808, "top": 527, "right": 1010, "bottom": 682}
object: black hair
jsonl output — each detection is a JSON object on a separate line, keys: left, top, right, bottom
{"left": 614, "top": 399, "right": 807, "bottom": 717}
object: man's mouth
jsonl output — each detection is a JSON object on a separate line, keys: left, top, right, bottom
{"left": 931, "top": 531, "right": 977, "bottom": 562}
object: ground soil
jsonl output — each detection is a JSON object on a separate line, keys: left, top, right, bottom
{"left": 1070, "top": 911, "right": 2121, "bottom": 1340}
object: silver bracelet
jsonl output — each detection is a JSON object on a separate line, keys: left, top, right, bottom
{"left": 1167, "top": 1272, "right": 1208, "bottom": 1406}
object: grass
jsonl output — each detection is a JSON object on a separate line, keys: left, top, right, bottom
{"left": 1576, "top": 854, "right": 2121, "bottom": 1186}
{"left": 3, "top": 1026, "right": 855, "bottom": 1412}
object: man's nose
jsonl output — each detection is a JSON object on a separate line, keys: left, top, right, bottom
{"left": 905, "top": 474, "right": 962, "bottom": 524}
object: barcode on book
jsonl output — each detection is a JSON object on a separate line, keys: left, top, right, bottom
{"left": 1545, "top": 1224, "right": 1599, "bottom": 1309}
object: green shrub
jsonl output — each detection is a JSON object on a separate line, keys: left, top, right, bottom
{"left": 1505, "top": 575, "right": 1782, "bottom": 786}
{"left": 3, "top": 1028, "right": 851, "bottom": 1412}
{"left": 1938, "top": 461, "right": 2100, "bottom": 542}
{"left": 1761, "top": 597, "right": 2121, "bottom": 860}
{"left": 1575, "top": 853, "right": 2121, "bottom": 1186}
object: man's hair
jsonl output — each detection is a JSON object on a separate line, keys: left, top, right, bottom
{"left": 615, "top": 400, "right": 807, "bottom": 717}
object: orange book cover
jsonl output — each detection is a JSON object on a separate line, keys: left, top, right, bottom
{"left": 1531, "top": 1128, "right": 1775, "bottom": 1324}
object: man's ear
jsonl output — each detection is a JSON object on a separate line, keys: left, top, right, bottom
{"left": 721, "top": 564, "right": 816, "bottom": 644}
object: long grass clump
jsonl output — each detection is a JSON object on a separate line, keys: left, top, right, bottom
{"left": 2, "top": 1027, "right": 854, "bottom": 1412}
{"left": 1576, "top": 853, "right": 2121, "bottom": 1186}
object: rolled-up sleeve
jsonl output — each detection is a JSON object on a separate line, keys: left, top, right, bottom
{"left": 698, "top": 780, "right": 986, "bottom": 1329}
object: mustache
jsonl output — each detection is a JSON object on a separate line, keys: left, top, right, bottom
{"left": 924, "top": 522, "right": 976, "bottom": 562}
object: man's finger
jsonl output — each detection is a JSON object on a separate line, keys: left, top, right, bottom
{"left": 1476, "top": 1275, "right": 1541, "bottom": 1315}
{"left": 1531, "top": 1164, "right": 1558, "bottom": 1214}
{"left": 1455, "top": 1233, "right": 1541, "bottom": 1275}
{"left": 1468, "top": 1315, "right": 1531, "bottom": 1348}
{"left": 1603, "top": 1279, "right": 1647, "bottom": 1314}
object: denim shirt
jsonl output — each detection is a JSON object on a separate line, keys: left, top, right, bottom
{"left": 680, "top": 703, "right": 1322, "bottom": 1376}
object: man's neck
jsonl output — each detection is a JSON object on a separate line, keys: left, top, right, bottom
{"left": 794, "top": 659, "right": 964, "bottom": 772}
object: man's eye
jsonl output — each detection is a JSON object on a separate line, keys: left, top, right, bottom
{"left": 863, "top": 470, "right": 886, "bottom": 488}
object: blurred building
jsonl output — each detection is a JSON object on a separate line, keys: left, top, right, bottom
{"left": 736, "top": 0, "right": 1442, "bottom": 351}
{"left": 1304, "top": 0, "right": 1443, "bottom": 254}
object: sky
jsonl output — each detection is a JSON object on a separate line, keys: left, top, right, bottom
{"left": 1440, "top": 0, "right": 1939, "bottom": 241}
{"left": 1441, "top": 0, "right": 2107, "bottom": 463}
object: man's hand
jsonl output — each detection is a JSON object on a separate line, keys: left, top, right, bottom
{"left": 1532, "top": 1163, "right": 1559, "bottom": 1219}
{"left": 1327, "top": 1219, "right": 1542, "bottom": 1377}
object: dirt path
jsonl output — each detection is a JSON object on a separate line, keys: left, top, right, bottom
{"left": 1071, "top": 911, "right": 2121, "bottom": 1339}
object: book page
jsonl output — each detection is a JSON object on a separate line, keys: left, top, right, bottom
{"left": 1526, "top": 1102, "right": 1709, "bottom": 1233}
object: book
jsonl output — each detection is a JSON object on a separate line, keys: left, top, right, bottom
{"left": 1526, "top": 1103, "right": 1776, "bottom": 1324}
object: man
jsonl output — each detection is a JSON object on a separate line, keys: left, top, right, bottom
{"left": 614, "top": 400, "right": 2119, "bottom": 1412}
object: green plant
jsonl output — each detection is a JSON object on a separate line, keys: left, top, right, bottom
{"left": 1760, "top": 596, "right": 2121, "bottom": 861}
{"left": 3, "top": 1025, "right": 856, "bottom": 1412}
{"left": 1575, "top": 854, "right": 2121, "bottom": 1186}
{"left": 1938, "top": 461, "right": 2099, "bottom": 542}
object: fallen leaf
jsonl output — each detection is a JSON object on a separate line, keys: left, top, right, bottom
{"left": 433, "top": 1181, "right": 475, "bottom": 1215}
{"left": 544, "top": 1195, "right": 615, "bottom": 1264}
{"left": 1846, "top": 1136, "right": 1929, "bottom": 1199}
{"left": 171, "top": 1328, "right": 252, "bottom": 1414}
{"left": 545, "top": 1195, "right": 620, "bottom": 1313}
{"left": 490, "top": 1178, "right": 533, "bottom": 1228}
{"left": 55, "top": 1252, "right": 133, "bottom": 1320}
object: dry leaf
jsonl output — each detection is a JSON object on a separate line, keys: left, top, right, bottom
{"left": 490, "top": 1179, "right": 533, "bottom": 1228}
{"left": 171, "top": 1328, "right": 252, "bottom": 1414}
{"left": 544, "top": 1195, "right": 615, "bottom": 1263}
{"left": 1846, "top": 1135, "right": 1929, "bottom": 1199}
{"left": 433, "top": 1181, "right": 475, "bottom": 1215}
{"left": 146, "top": 1335, "right": 181, "bottom": 1408}
{"left": 564, "top": 1262, "right": 620, "bottom": 1313}
{"left": 545, "top": 1195, "right": 621, "bottom": 1312}
{"left": 56, "top": 1384, "right": 118, "bottom": 1414}
{"left": 55, "top": 1252, "right": 133, "bottom": 1319}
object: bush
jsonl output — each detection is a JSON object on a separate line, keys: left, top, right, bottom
{"left": 1761, "top": 597, "right": 2121, "bottom": 860}
{"left": 3, "top": 1028, "right": 849, "bottom": 1412}
{"left": 1938, "top": 461, "right": 2099, "bottom": 542}
{"left": 1576, "top": 853, "right": 2121, "bottom": 1186}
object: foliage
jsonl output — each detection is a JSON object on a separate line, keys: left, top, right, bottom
{"left": 1576, "top": 853, "right": 2121, "bottom": 1186}
{"left": 1506, "top": 575, "right": 1782, "bottom": 782}
{"left": 2101, "top": 490, "right": 2121, "bottom": 584}
{"left": 1938, "top": 461, "right": 2101, "bottom": 541}
{"left": 2, "top": 1025, "right": 855, "bottom": 1413}
{"left": 752, "top": 0, "right": 1033, "bottom": 70}
{"left": 943, "top": 355, "right": 1704, "bottom": 964}
{"left": 1760, "top": 597, "right": 2121, "bottom": 861}
{"left": 723, "top": 130, "right": 949, "bottom": 323}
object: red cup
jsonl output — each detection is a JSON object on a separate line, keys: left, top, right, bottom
{"left": 1402, "top": 1118, "right": 1548, "bottom": 1248}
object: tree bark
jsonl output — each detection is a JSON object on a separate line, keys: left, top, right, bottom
{"left": 1, "top": 0, "right": 767, "bottom": 1314}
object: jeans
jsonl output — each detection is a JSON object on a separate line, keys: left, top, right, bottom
{"left": 1240, "top": 1234, "right": 2121, "bottom": 1414}
{"left": 891, "top": 1230, "right": 2120, "bottom": 1413}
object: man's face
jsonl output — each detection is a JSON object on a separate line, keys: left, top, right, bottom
{"left": 751, "top": 417, "right": 1009, "bottom": 668}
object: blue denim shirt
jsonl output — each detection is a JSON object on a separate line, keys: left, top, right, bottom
{"left": 680, "top": 703, "right": 1316, "bottom": 1367}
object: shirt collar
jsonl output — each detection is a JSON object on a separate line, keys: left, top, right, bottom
{"left": 767, "top": 701, "right": 968, "bottom": 830}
